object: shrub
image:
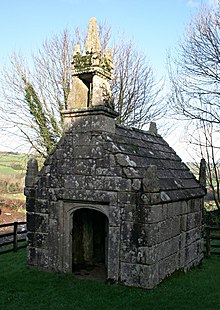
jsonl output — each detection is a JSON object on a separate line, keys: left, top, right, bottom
{"left": 0, "top": 175, "right": 24, "bottom": 193}
{"left": 0, "top": 198, "right": 25, "bottom": 211}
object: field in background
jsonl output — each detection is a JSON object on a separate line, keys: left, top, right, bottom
{"left": 0, "top": 152, "right": 27, "bottom": 175}
{"left": 0, "top": 153, "right": 28, "bottom": 223}
{"left": 0, "top": 152, "right": 27, "bottom": 203}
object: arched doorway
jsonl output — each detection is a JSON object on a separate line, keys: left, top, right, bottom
{"left": 72, "top": 208, "right": 108, "bottom": 279}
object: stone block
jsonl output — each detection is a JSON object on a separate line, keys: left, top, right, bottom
{"left": 186, "top": 199, "right": 203, "bottom": 214}
{"left": 186, "top": 227, "right": 201, "bottom": 245}
{"left": 63, "top": 188, "right": 117, "bottom": 204}
{"left": 108, "top": 205, "right": 121, "bottom": 226}
{"left": 131, "top": 179, "right": 142, "bottom": 191}
{"left": 120, "top": 263, "right": 159, "bottom": 289}
{"left": 64, "top": 175, "right": 86, "bottom": 189}
{"left": 158, "top": 217, "right": 181, "bottom": 243}
{"left": 114, "top": 178, "right": 131, "bottom": 192}
{"left": 27, "top": 232, "right": 48, "bottom": 248}
{"left": 72, "top": 132, "right": 92, "bottom": 146}
{"left": 35, "top": 199, "right": 49, "bottom": 214}
{"left": 123, "top": 167, "right": 140, "bottom": 178}
{"left": 159, "top": 253, "right": 178, "bottom": 281}
{"left": 158, "top": 235, "right": 180, "bottom": 260}
{"left": 179, "top": 232, "right": 186, "bottom": 249}
{"left": 120, "top": 263, "right": 141, "bottom": 287}
{"left": 90, "top": 114, "right": 116, "bottom": 133}
{"left": 24, "top": 188, "right": 36, "bottom": 199}
{"left": 95, "top": 166, "right": 122, "bottom": 177}
{"left": 121, "top": 204, "right": 147, "bottom": 223}
{"left": 184, "top": 242, "right": 198, "bottom": 265}
{"left": 85, "top": 176, "right": 131, "bottom": 191}
{"left": 180, "top": 201, "right": 188, "bottom": 214}
{"left": 180, "top": 214, "right": 187, "bottom": 231}
{"left": 178, "top": 248, "right": 186, "bottom": 268}
{"left": 187, "top": 212, "right": 202, "bottom": 230}
{"left": 49, "top": 201, "right": 60, "bottom": 219}
{"left": 141, "top": 193, "right": 160, "bottom": 205}
{"left": 108, "top": 226, "right": 120, "bottom": 280}
{"left": 139, "top": 264, "right": 159, "bottom": 289}
{"left": 26, "top": 197, "right": 36, "bottom": 212}
{"left": 120, "top": 245, "right": 137, "bottom": 264}
{"left": 178, "top": 240, "right": 203, "bottom": 269}
{"left": 73, "top": 145, "right": 103, "bottom": 159}
{"left": 121, "top": 221, "right": 159, "bottom": 248}
{"left": 103, "top": 141, "right": 120, "bottom": 153}
{"left": 118, "top": 192, "right": 137, "bottom": 205}
{"left": 28, "top": 247, "right": 38, "bottom": 266}
{"left": 143, "top": 165, "right": 159, "bottom": 193}
{"left": 137, "top": 246, "right": 159, "bottom": 265}
{"left": 28, "top": 247, "right": 49, "bottom": 268}
{"left": 147, "top": 204, "right": 167, "bottom": 223}
{"left": 72, "top": 159, "right": 96, "bottom": 175}
{"left": 27, "top": 213, "right": 48, "bottom": 233}
{"left": 115, "top": 154, "right": 136, "bottom": 167}
{"left": 167, "top": 201, "right": 182, "bottom": 218}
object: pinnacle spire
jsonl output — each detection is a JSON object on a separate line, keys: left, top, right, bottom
{"left": 85, "top": 17, "right": 101, "bottom": 54}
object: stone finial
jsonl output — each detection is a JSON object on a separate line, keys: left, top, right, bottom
{"left": 199, "top": 158, "right": 206, "bottom": 188}
{"left": 85, "top": 17, "right": 101, "bottom": 54}
{"left": 149, "top": 122, "right": 157, "bottom": 135}
{"left": 25, "top": 158, "right": 39, "bottom": 188}
{"left": 65, "top": 17, "right": 114, "bottom": 113}
{"left": 105, "top": 48, "right": 112, "bottom": 62}
{"left": 143, "top": 165, "right": 159, "bottom": 193}
{"left": 73, "top": 44, "right": 81, "bottom": 55}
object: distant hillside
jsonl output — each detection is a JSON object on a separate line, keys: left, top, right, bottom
{"left": 0, "top": 152, "right": 27, "bottom": 175}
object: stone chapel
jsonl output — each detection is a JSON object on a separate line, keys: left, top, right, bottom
{"left": 25, "top": 17, "right": 206, "bottom": 289}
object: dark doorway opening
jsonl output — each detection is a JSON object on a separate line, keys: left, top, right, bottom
{"left": 72, "top": 208, "right": 108, "bottom": 279}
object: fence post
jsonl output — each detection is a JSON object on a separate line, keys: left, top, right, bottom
{"left": 206, "top": 226, "right": 211, "bottom": 257}
{"left": 13, "top": 222, "right": 18, "bottom": 252}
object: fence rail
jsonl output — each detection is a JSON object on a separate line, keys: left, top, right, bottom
{"left": 0, "top": 221, "right": 27, "bottom": 255}
{"left": 0, "top": 222, "right": 219, "bottom": 257}
{"left": 206, "top": 226, "right": 220, "bottom": 256}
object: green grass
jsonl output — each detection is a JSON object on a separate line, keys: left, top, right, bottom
{"left": 0, "top": 152, "right": 26, "bottom": 162}
{"left": 0, "top": 152, "right": 27, "bottom": 175}
{"left": 0, "top": 250, "right": 220, "bottom": 310}
{"left": 0, "top": 166, "right": 23, "bottom": 175}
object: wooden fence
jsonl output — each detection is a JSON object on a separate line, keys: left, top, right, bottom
{"left": 205, "top": 226, "right": 220, "bottom": 256}
{"left": 0, "top": 222, "right": 219, "bottom": 257}
{"left": 0, "top": 221, "right": 27, "bottom": 255}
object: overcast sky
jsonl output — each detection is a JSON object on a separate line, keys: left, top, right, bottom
{"left": 0, "top": 0, "right": 217, "bottom": 159}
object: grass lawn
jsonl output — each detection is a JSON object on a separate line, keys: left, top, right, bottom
{"left": 0, "top": 250, "right": 220, "bottom": 310}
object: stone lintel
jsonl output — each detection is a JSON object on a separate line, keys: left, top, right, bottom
{"left": 72, "top": 67, "right": 111, "bottom": 80}
{"left": 62, "top": 106, "right": 118, "bottom": 133}
{"left": 62, "top": 106, "right": 118, "bottom": 118}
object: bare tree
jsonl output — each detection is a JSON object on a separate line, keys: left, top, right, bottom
{"left": 188, "top": 121, "right": 220, "bottom": 209}
{"left": 168, "top": 2, "right": 220, "bottom": 209}
{"left": 112, "top": 40, "right": 164, "bottom": 128}
{"left": 0, "top": 30, "right": 73, "bottom": 156}
{"left": 169, "top": 3, "right": 220, "bottom": 124}
{"left": 0, "top": 24, "right": 164, "bottom": 157}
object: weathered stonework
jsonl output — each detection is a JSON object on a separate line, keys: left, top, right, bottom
{"left": 25, "top": 17, "right": 206, "bottom": 289}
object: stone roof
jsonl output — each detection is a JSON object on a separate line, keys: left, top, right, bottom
{"left": 105, "top": 124, "right": 205, "bottom": 203}
{"left": 38, "top": 115, "right": 205, "bottom": 205}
